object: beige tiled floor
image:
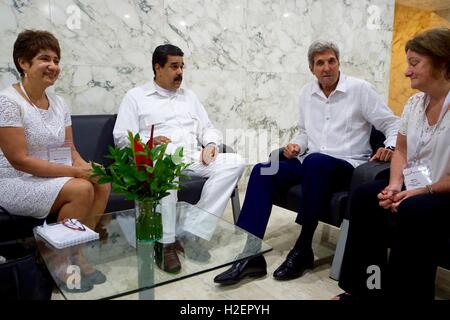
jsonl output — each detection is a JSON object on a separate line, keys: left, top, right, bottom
{"left": 52, "top": 192, "right": 450, "bottom": 300}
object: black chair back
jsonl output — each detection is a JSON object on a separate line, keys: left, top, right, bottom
{"left": 369, "top": 126, "right": 386, "bottom": 156}
{"left": 71, "top": 114, "right": 117, "bottom": 167}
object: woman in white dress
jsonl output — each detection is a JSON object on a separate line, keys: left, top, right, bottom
{"left": 334, "top": 27, "right": 450, "bottom": 300}
{"left": 0, "top": 30, "right": 111, "bottom": 292}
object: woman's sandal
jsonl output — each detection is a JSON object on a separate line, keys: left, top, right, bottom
{"left": 72, "top": 252, "right": 107, "bottom": 285}
{"left": 83, "top": 269, "right": 107, "bottom": 285}
{"left": 54, "top": 273, "right": 94, "bottom": 293}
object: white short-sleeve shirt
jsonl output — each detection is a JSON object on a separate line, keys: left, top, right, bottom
{"left": 399, "top": 91, "right": 450, "bottom": 183}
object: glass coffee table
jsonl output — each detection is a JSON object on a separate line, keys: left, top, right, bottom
{"left": 34, "top": 202, "right": 271, "bottom": 300}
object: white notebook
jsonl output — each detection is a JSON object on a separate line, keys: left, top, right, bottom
{"left": 36, "top": 219, "right": 99, "bottom": 249}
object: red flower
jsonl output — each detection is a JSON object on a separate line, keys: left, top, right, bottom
{"left": 146, "top": 124, "right": 155, "bottom": 167}
{"left": 132, "top": 125, "right": 155, "bottom": 179}
{"left": 133, "top": 139, "right": 149, "bottom": 168}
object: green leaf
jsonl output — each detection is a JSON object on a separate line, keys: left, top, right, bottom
{"left": 97, "top": 177, "right": 112, "bottom": 184}
{"left": 136, "top": 171, "right": 148, "bottom": 182}
{"left": 91, "top": 139, "right": 191, "bottom": 202}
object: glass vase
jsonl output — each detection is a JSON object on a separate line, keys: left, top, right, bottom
{"left": 135, "top": 200, "right": 162, "bottom": 242}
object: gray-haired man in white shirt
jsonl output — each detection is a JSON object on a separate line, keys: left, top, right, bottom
{"left": 113, "top": 44, "right": 245, "bottom": 273}
{"left": 214, "top": 40, "right": 400, "bottom": 285}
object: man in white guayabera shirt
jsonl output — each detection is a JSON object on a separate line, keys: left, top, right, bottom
{"left": 113, "top": 44, "right": 244, "bottom": 273}
{"left": 214, "top": 40, "right": 401, "bottom": 286}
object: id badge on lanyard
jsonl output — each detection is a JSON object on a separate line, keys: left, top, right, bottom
{"left": 403, "top": 162, "right": 432, "bottom": 191}
{"left": 48, "top": 146, "right": 72, "bottom": 166}
{"left": 404, "top": 93, "right": 450, "bottom": 190}
{"left": 30, "top": 145, "right": 72, "bottom": 166}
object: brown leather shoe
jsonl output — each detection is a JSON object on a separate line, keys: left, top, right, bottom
{"left": 172, "top": 240, "right": 185, "bottom": 255}
{"left": 154, "top": 242, "right": 182, "bottom": 274}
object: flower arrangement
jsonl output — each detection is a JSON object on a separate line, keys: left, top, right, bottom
{"left": 91, "top": 125, "right": 190, "bottom": 241}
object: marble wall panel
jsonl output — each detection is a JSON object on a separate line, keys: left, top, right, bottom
{"left": 56, "top": 64, "right": 152, "bottom": 114}
{"left": 164, "top": 0, "right": 244, "bottom": 71}
{"left": 239, "top": 72, "right": 306, "bottom": 165}
{"left": 0, "top": 0, "right": 52, "bottom": 63}
{"left": 48, "top": 0, "right": 165, "bottom": 67}
{"left": 245, "top": 0, "right": 394, "bottom": 101}
{"left": 0, "top": 62, "right": 20, "bottom": 90}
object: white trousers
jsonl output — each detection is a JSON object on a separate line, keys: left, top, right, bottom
{"left": 159, "top": 153, "right": 245, "bottom": 243}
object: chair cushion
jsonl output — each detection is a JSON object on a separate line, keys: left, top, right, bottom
{"left": 272, "top": 185, "right": 347, "bottom": 227}
{"left": 105, "top": 193, "right": 135, "bottom": 213}
{"left": 178, "top": 177, "right": 208, "bottom": 204}
{"left": 273, "top": 185, "right": 301, "bottom": 213}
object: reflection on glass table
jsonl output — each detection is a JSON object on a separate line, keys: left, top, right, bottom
{"left": 34, "top": 201, "right": 272, "bottom": 300}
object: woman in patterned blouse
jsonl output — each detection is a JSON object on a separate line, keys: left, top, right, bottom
{"left": 335, "top": 27, "right": 450, "bottom": 300}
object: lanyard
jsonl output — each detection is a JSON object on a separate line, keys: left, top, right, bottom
{"left": 413, "top": 92, "right": 450, "bottom": 163}
{"left": 19, "top": 81, "right": 60, "bottom": 138}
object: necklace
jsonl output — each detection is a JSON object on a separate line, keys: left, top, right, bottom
{"left": 18, "top": 81, "right": 60, "bottom": 137}
{"left": 19, "top": 81, "right": 48, "bottom": 110}
{"left": 413, "top": 92, "right": 450, "bottom": 163}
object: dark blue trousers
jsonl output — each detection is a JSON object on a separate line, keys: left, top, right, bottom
{"left": 237, "top": 153, "right": 354, "bottom": 243}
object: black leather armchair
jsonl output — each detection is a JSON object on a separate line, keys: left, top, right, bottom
{"left": 0, "top": 114, "right": 241, "bottom": 242}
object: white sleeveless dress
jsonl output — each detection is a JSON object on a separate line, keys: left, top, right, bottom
{"left": 0, "top": 85, "right": 72, "bottom": 218}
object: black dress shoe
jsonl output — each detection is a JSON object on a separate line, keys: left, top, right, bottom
{"left": 214, "top": 255, "right": 267, "bottom": 285}
{"left": 154, "top": 242, "right": 182, "bottom": 274}
{"left": 273, "top": 249, "right": 314, "bottom": 280}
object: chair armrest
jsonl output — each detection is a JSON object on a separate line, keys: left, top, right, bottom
{"left": 266, "top": 151, "right": 390, "bottom": 186}
{"left": 344, "top": 161, "right": 390, "bottom": 220}
{"left": 349, "top": 161, "right": 390, "bottom": 191}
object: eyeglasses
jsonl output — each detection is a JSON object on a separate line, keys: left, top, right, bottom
{"left": 62, "top": 218, "right": 86, "bottom": 231}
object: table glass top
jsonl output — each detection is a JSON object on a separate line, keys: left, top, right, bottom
{"left": 34, "top": 201, "right": 271, "bottom": 300}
